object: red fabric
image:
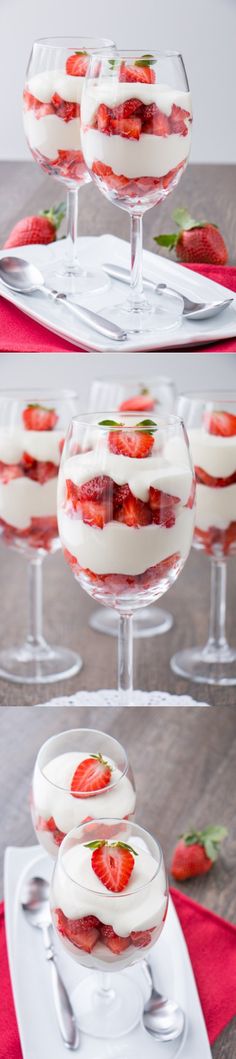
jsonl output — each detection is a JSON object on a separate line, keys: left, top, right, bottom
{"left": 0, "top": 891, "right": 235, "bottom": 1056}
{"left": 0, "top": 264, "right": 235, "bottom": 352}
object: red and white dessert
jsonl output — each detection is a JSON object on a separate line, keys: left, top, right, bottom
{"left": 0, "top": 404, "right": 63, "bottom": 552}
{"left": 81, "top": 62, "right": 192, "bottom": 205}
{"left": 58, "top": 422, "right": 195, "bottom": 603}
{"left": 32, "top": 748, "right": 136, "bottom": 857}
{"left": 23, "top": 52, "right": 90, "bottom": 185}
{"left": 189, "top": 411, "right": 236, "bottom": 557}
{"left": 52, "top": 832, "right": 168, "bottom": 969}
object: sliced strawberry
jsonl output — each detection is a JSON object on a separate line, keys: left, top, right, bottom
{"left": 36, "top": 102, "right": 55, "bottom": 119}
{"left": 149, "top": 486, "right": 179, "bottom": 525}
{"left": 21, "top": 453, "right": 57, "bottom": 484}
{"left": 65, "top": 476, "right": 112, "bottom": 527}
{"left": 96, "top": 103, "right": 111, "bottom": 132}
{"left": 148, "top": 110, "right": 170, "bottom": 136}
{"left": 113, "top": 483, "right": 151, "bottom": 526}
{"left": 22, "top": 404, "right": 58, "bottom": 431}
{"left": 109, "top": 430, "right": 154, "bottom": 459}
{"left": 112, "top": 98, "right": 142, "bottom": 119}
{"left": 66, "top": 53, "right": 88, "bottom": 77}
{"left": 170, "top": 103, "right": 190, "bottom": 136}
{"left": 67, "top": 924, "right": 99, "bottom": 952}
{"left": 119, "top": 63, "right": 156, "bottom": 84}
{"left": 78, "top": 915, "right": 100, "bottom": 929}
{"left": 0, "top": 461, "right": 21, "bottom": 483}
{"left": 195, "top": 466, "right": 236, "bottom": 488}
{"left": 51, "top": 94, "right": 79, "bottom": 122}
{"left": 118, "top": 393, "right": 155, "bottom": 412}
{"left": 71, "top": 754, "right": 112, "bottom": 797}
{"left": 130, "top": 929, "right": 152, "bottom": 947}
{"left": 90, "top": 840, "right": 136, "bottom": 892}
{"left": 110, "top": 116, "right": 142, "bottom": 139}
{"left": 45, "top": 816, "right": 66, "bottom": 846}
{"left": 203, "top": 411, "right": 236, "bottom": 437}
{"left": 101, "top": 925, "right": 130, "bottom": 953}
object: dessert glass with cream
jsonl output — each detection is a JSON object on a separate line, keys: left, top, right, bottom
{"left": 81, "top": 50, "right": 192, "bottom": 333}
{"left": 32, "top": 727, "right": 136, "bottom": 858}
{"left": 23, "top": 37, "right": 114, "bottom": 294}
{"left": 0, "top": 389, "right": 81, "bottom": 683}
{"left": 88, "top": 375, "right": 177, "bottom": 639}
{"left": 58, "top": 412, "right": 195, "bottom": 699}
{"left": 171, "top": 393, "right": 236, "bottom": 685}
{"left": 51, "top": 817, "right": 168, "bottom": 1037}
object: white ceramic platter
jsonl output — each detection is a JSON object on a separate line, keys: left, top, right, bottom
{"left": 0, "top": 236, "right": 235, "bottom": 351}
{"left": 4, "top": 844, "right": 212, "bottom": 1058}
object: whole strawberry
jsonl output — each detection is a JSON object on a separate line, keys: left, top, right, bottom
{"left": 171, "top": 825, "right": 227, "bottom": 881}
{"left": 4, "top": 203, "right": 65, "bottom": 249}
{"left": 154, "top": 207, "right": 228, "bottom": 266}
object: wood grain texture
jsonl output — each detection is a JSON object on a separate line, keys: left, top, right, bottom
{"left": 0, "top": 162, "right": 235, "bottom": 264}
{"left": 0, "top": 544, "right": 235, "bottom": 706}
{"left": 0, "top": 703, "right": 235, "bottom": 1058}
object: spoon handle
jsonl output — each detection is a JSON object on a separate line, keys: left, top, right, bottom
{"left": 43, "top": 926, "right": 79, "bottom": 1049}
{"left": 44, "top": 287, "right": 127, "bottom": 342}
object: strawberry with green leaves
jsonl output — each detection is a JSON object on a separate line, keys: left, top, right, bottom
{"left": 87, "top": 839, "right": 137, "bottom": 892}
{"left": 154, "top": 208, "right": 228, "bottom": 265}
{"left": 4, "top": 204, "right": 65, "bottom": 249}
{"left": 171, "top": 825, "right": 227, "bottom": 881}
{"left": 71, "top": 754, "right": 112, "bottom": 797}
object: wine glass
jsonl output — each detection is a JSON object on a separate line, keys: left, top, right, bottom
{"left": 31, "top": 726, "right": 136, "bottom": 858}
{"left": 171, "top": 392, "right": 236, "bottom": 685}
{"left": 23, "top": 37, "right": 114, "bottom": 295}
{"left": 81, "top": 50, "right": 192, "bottom": 334}
{"left": 0, "top": 388, "right": 81, "bottom": 683}
{"left": 88, "top": 374, "right": 177, "bottom": 638}
{"left": 57, "top": 412, "right": 195, "bottom": 701}
{"left": 51, "top": 817, "right": 168, "bottom": 1038}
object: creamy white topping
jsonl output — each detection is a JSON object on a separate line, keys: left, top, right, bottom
{"left": 33, "top": 750, "right": 136, "bottom": 833}
{"left": 59, "top": 507, "right": 193, "bottom": 575}
{"left": 23, "top": 111, "right": 81, "bottom": 159}
{"left": 0, "top": 428, "right": 63, "bottom": 465}
{"left": 0, "top": 478, "right": 58, "bottom": 529}
{"left": 60, "top": 448, "right": 192, "bottom": 504}
{"left": 82, "top": 127, "right": 190, "bottom": 179}
{"left": 27, "top": 70, "right": 84, "bottom": 104}
{"left": 81, "top": 79, "right": 192, "bottom": 125}
{"left": 188, "top": 428, "right": 236, "bottom": 479}
{"left": 53, "top": 835, "right": 167, "bottom": 936}
{"left": 195, "top": 484, "right": 236, "bottom": 531}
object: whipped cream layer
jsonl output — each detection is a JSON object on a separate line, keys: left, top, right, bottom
{"left": 59, "top": 508, "right": 193, "bottom": 575}
{"left": 0, "top": 478, "right": 58, "bottom": 529}
{"left": 188, "top": 428, "right": 236, "bottom": 479}
{"left": 82, "top": 127, "right": 190, "bottom": 179}
{"left": 53, "top": 834, "right": 167, "bottom": 936}
{"left": 0, "top": 428, "right": 63, "bottom": 465}
{"left": 82, "top": 80, "right": 192, "bottom": 125}
{"left": 60, "top": 448, "right": 192, "bottom": 504}
{"left": 194, "top": 484, "right": 236, "bottom": 531}
{"left": 23, "top": 111, "right": 81, "bottom": 159}
{"left": 28, "top": 71, "right": 84, "bottom": 104}
{"left": 33, "top": 750, "right": 136, "bottom": 832}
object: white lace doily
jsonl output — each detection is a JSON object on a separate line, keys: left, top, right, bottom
{"left": 37, "top": 689, "right": 209, "bottom": 707}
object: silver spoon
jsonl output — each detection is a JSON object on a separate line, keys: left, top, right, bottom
{"left": 0, "top": 256, "right": 128, "bottom": 342}
{"left": 143, "top": 962, "right": 185, "bottom": 1041}
{"left": 21, "top": 875, "right": 79, "bottom": 1050}
{"left": 103, "top": 262, "right": 234, "bottom": 321}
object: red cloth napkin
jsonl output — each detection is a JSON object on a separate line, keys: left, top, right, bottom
{"left": 0, "top": 891, "right": 235, "bottom": 1057}
{"left": 0, "top": 264, "right": 235, "bottom": 352}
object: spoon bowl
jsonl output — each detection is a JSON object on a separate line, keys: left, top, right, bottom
{"left": 143, "top": 962, "right": 185, "bottom": 1042}
{"left": 0, "top": 256, "right": 45, "bottom": 293}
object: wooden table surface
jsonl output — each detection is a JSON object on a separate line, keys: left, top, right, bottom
{"left": 0, "top": 161, "right": 235, "bottom": 265}
{"left": 0, "top": 542, "right": 235, "bottom": 707}
{"left": 0, "top": 702, "right": 235, "bottom": 1058}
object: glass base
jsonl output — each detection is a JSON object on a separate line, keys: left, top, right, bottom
{"left": 90, "top": 605, "right": 173, "bottom": 638}
{"left": 71, "top": 972, "right": 142, "bottom": 1038}
{"left": 43, "top": 259, "right": 110, "bottom": 297}
{"left": 104, "top": 288, "right": 183, "bottom": 335}
{"left": 171, "top": 643, "right": 236, "bottom": 686}
{"left": 0, "top": 639, "right": 82, "bottom": 684}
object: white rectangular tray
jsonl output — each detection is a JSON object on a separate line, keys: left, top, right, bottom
{"left": 0, "top": 236, "right": 235, "bottom": 351}
{"left": 4, "top": 844, "right": 212, "bottom": 1059}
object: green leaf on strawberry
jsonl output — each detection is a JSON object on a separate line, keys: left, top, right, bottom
{"left": 135, "top": 53, "right": 156, "bottom": 68}
{"left": 181, "top": 825, "right": 228, "bottom": 862}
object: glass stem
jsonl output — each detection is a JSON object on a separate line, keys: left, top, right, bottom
{"left": 130, "top": 213, "right": 144, "bottom": 309}
{"left": 118, "top": 613, "right": 133, "bottom": 699}
{"left": 66, "top": 186, "right": 79, "bottom": 272}
{"left": 27, "top": 557, "right": 45, "bottom": 649}
{"left": 97, "top": 972, "right": 115, "bottom": 1001}
{"left": 207, "top": 558, "right": 228, "bottom": 652}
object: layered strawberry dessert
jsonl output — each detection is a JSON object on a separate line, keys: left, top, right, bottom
{"left": 33, "top": 746, "right": 136, "bottom": 857}
{"left": 0, "top": 404, "right": 63, "bottom": 552}
{"left": 189, "top": 410, "right": 236, "bottom": 557}
{"left": 23, "top": 52, "right": 90, "bottom": 184}
{"left": 81, "top": 60, "right": 192, "bottom": 206}
{"left": 52, "top": 832, "right": 168, "bottom": 969}
{"left": 58, "top": 420, "right": 195, "bottom": 605}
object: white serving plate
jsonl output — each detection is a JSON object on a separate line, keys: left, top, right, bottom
{"left": 0, "top": 236, "right": 235, "bottom": 352}
{"left": 4, "top": 844, "right": 212, "bottom": 1059}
